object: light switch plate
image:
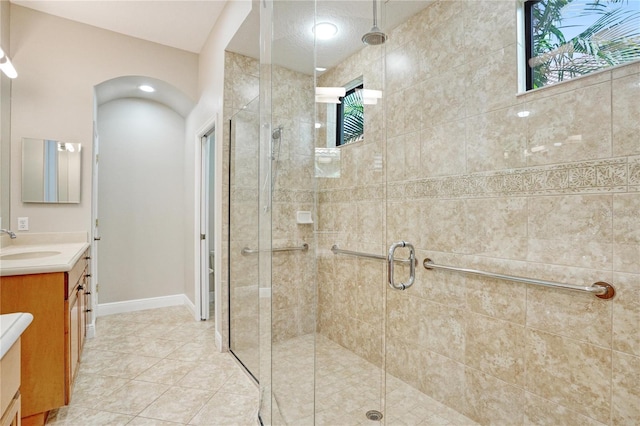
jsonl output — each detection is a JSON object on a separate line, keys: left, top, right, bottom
{"left": 17, "top": 217, "right": 29, "bottom": 231}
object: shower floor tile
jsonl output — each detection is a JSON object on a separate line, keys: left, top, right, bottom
{"left": 271, "top": 333, "right": 479, "bottom": 426}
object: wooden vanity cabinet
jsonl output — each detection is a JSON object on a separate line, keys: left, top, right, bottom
{"left": 0, "top": 341, "right": 22, "bottom": 426}
{"left": 0, "top": 248, "right": 90, "bottom": 426}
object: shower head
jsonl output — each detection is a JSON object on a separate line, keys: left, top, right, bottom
{"left": 362, "top": 27, "right": 387, "bottom": 45}
{"left": 362, "top": 0, "right": 387, "bottom": 45}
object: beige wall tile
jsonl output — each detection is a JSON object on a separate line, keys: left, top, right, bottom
{"left": 414, "top": 250, "right": 467, "bottom": 309}
{"left": 463, "top": 367, "right": 525, "bottom": 425}
{"left": 465, "top": 313, "right": 525, "bottom": 386}
{"left": 420, "top": 199, "right": 466, "bottom": 252}
{"left": 526, "top": 285, "right": 612, "bottom": 347}
{"left": 524, "top": 392, "right": 606, "bottom": 426}
{"left": 525, "top": 82, "right": 612, "bottom": 166}
{"left": 466, "top": 105, "right": 527, "bottom": 173}
{"left": 465, "top": 275, "right": 527, "bottom": 324}
{"left": 420, "top": 119, "right": 467, "bottom": 177}
{"left": 525, "top": 329, "right": 611, "bottom": 423}
{"left": 465, "top": 197, "right": 528, "bottom": 259}
{"left": 386, "top": 336, "right": 466, "bottom": 409}
{"left": 612, "top": 272, "right": 640, "bottom": 356}
{"left": 464, "top": 44, "right": 520, "bottom": 115}
{"left": 416, "top": 2, "right": 466, "bottom": 79}
{"left": 528, "top": 194, "right": 613, "bottom": 243}
{"left": 612, "top": 72, "right": 640, "bottom": 157}
{"left": 614, "top": 193, "right": 640, "bottom": 245}
{"left": 612, "top": 351, "right": 640, "bottom": 425}
{"left": 614, "top": 243, "right": 640, "bottom": 274}
{"left": 463, "top": 0, "right": 517, "bottom": 60}
{"left": 421, "top": 68, "right": 467, "bottom": 127}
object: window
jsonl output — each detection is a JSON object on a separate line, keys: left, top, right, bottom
{"left": 336, "top": 84, "right": 364, "bottom": 146}
{"left": 525, "top": 0, "right": 640, "bottom": 90}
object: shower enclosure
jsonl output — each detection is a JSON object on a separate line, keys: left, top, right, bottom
{"left": 226, "top": 0, "right": 639, "bottom": 424}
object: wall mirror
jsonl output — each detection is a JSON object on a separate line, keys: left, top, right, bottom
{"left": 22, "top": 137, "right": 82, "bottom": 203}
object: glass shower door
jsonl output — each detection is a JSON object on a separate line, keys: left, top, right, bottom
{"left": 260, "top": 0, "right": 391, "bottom": 423}
{"left": 228, "top": 96, "right": 261, "bottom": 380}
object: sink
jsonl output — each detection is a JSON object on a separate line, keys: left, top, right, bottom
{"left": 1, "top": 251, "right": 61, "bottom": 260}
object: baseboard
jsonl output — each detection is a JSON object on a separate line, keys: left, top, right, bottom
{"left": 86, "top": 323, "right": 96, "bottom": 339}
{"left": 97, "top": 294, "right": 190, "bottom": 317}
{"left": 183, "top": 295, "right": 196, "bottom": 317}
{"left": 215, "top": 330, "right": 223, "bottom": 352}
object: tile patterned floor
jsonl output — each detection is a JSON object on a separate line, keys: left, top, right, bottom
{"left": 46, "top": 306, "right": 259, "bottom": 426}
{"left": 270, "top": 334, "right": 478, "bottom": 426}
{"left": 47, "top": 305, "right": 475, "bottom": 425}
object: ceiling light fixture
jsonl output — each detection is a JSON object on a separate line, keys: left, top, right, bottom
{"left": 313, "top": 22, "right": 338, "bottom": 40}
{"left": 315, "top": 67, "right": 327, "bottom": 72}
{"left": 138, "top": 85, "right": 155, "bottom": 93}
{"left": 0, "top": 47, "right": 18, "bottom": 79}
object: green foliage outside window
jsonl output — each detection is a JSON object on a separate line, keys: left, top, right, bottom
{"left": 529, "top": 0, "right": 640, "bottom": 89}
{"left": 341, "top": 88, "right": 364, "bottom": 145}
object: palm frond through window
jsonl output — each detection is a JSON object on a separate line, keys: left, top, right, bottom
{"left": 337, "top": 84, "right": 364, "bottom": 146}
{"left": 527, "top": 0, "right": 640, "bottom": 89}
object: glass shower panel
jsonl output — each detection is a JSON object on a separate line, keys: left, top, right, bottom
{"left": 313, "top": 0, "right": 388, "bottom": 422}
{"left": 228, "top": 96, "right": 261, "bottom": 380}
{"left": 266, "top": 1, "right": 318, "bottom": 424}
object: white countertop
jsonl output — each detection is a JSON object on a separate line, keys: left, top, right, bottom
{"left": 0, "top": 313, "right": 34, "bottom": 359}
{"left": 0, "top": 232, "right": 90, "bottom": 276}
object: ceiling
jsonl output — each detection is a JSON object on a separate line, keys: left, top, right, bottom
{"left": 227, "top": 0, "right": 433, "bottom": 75}
{"left": 12, "top": 0, "right": 432, "bottom": 76}
{"left": 10, "top": 0, "right": 228, "bottom": 53}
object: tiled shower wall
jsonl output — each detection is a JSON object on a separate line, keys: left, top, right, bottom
{"left": 223, "top": 52, "right": 316, "bottom": 359}
{"left": 317, "top": 1, "right": 639, "bottom": 425}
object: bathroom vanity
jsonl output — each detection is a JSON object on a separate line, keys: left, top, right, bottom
{"left": 0, "top": 236, "right": 91, "bottom": 426}
{"left": 0, "top": 312, "right": 34, "bottom": 426}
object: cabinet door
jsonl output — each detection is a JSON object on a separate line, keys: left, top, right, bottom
{"left": 69, "top": 290, "right": 79, "bottom": 388}
{"left": 79, "top": 276, "right": 86, "bottom": 353}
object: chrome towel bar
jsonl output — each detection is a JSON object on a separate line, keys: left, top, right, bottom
{"left": 331, "top": 245, "right": 416, "bottom": 266}
{"left": 423, "top": 258, "right": 615, "bottom": 299}
{"left": 241, "top": 243, "right": 309, "bottom": 256}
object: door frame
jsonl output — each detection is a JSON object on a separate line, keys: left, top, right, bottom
{"left": 194, "top": 115, "right": 223, "bottom": 350}
{"left": 88, "top": 111, "right": 99, "bottom": 338}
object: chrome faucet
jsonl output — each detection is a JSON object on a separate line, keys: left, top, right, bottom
{"left": 0, "top": 229, "right": 17, "bottom": 239}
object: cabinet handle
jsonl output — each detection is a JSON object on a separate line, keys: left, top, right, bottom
{"left": 85, "top": 274, "right": 92, "bottom": 278}
{"left": 78, "top": 285, "right": 84, "bottom": 290}
{"left": 85, "top": 256, "right": 91, "bottom": 260}
{"left": 85, "top": 309, "right": 92, "bottom": 313}
{"left": 85, "top": 291, "right": 91, "bottom": 295}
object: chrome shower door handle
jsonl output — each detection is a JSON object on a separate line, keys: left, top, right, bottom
{"left": 387, "top": 241, "right": 416, "bottom": 290}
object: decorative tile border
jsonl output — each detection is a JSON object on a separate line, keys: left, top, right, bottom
{"left": 320, "top": 157, "right": 632, "bottom": 201}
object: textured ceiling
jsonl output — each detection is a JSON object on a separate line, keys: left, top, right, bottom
{"left": 227, "top": 0, "right": 433, "bottom": 75}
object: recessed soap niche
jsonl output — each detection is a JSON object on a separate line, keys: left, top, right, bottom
{"left": 296, "top": 211, "right": 313, "bottom": 224}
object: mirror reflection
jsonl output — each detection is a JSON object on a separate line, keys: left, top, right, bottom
{"left": 22, "top": 137, "right": 82, "bottom": 203}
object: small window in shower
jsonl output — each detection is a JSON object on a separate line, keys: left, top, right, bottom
{"left": 336, "top": 83, "right": 364, "bottom": 146}
{"left": 524, "top": 0, "right": 640, "bottom": 90}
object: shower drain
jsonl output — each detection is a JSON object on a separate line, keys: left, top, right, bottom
{"left": 366, "top": 410, "right": 383, "bottom": 421}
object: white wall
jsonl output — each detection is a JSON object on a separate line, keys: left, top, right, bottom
{"left": 0, "top": 0, "right": 10, "bottom": 230}
{"left": 9, "top": 1, "right": 252, "bottom": 318}
{"left": 184, "top": 0, "right": 252, "bottom": 315}
{"left": 10, "top": 4, "right": 197, "bottom": 234}
{"left": 98, "top": 98, "right": 186, "bottom": 303}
